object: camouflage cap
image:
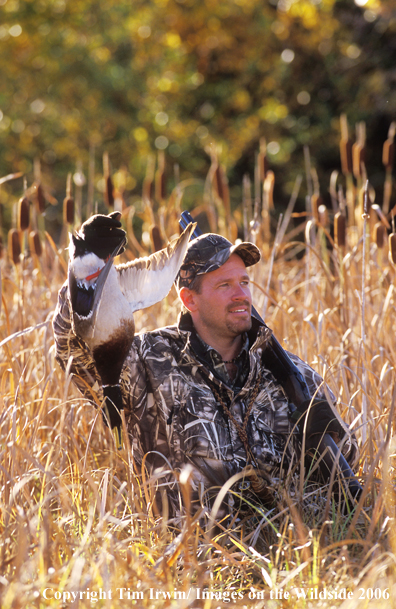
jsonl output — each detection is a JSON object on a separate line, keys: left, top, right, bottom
{"left": 176, "top": 233, "right": 261, "bottom": 290}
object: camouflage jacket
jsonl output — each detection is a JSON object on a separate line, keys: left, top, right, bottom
{"left": 53, "top": 284, "right": 356, "bottom": 511}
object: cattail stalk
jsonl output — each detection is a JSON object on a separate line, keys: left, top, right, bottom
{"left": 304, "top": 145, "right": 313, "bottom": 202}
{"left": 213, "top": 161, "right": 232, "bottom": 242}
{"left": 86, "top": 141, "right": 95, "bottom": 220}
{"left": 361, "top": 180, "right": 370, "bottom": 452}
{"left": 334, "top": 211, "right": 347, "bottom": 326}
{"left": 262, "top": 170, "right": 274, "bottom": 254}
{"left": 352, "top": 121, "right": 366, "bottom": 180}
{"left": 262, "top": 213, "right": 282, "bottom": 320}
{"left": 73, "top": 160, "right": 86, "bottom": 226}
{"left": 249, "top": 161, "right": 261, "bottom": 247}
{"left": 339, "top": 114, "right": 353, "bottom": 176}
{"left": 340, "top": 115, "right": 355, "bottom": 227}
{"left": 242, "top": 174, "right": 251, "bottom": 242}
{"left": 304, "top": 219, "right": 316, "bottom": 346}
{"left": 142, "top": 155, "right": 156, "bottom": 224}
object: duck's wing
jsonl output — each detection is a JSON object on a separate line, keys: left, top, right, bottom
{"left": 116, "top": 223, "right": 195, "bottom": 312}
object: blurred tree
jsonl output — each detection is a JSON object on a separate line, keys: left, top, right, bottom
{"left": 0, "top": 0, "right": 395, "bottom": 229}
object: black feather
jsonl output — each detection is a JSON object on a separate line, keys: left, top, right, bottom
{"left": 73, "top": 213, "right": 127, "bottom": 260}
{"left": 74, "top": 285, "right": 95, "bottom": 317}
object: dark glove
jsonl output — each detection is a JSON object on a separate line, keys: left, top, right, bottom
{"left": 291, "top": 397, "right": 345, "bottom": 441}
{"left": 73, "top": 211, "right": 127, "bottom": 260}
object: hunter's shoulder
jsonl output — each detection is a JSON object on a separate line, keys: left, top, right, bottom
{"left": 133, "top": 323, "right": 184, "bottom": 351}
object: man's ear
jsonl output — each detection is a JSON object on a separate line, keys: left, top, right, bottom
{"left": 179, "top": 287, "right": 198, "bottom": 312}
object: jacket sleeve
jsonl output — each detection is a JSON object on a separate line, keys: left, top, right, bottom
{"left": 121, "top": 338, "right": 162, "bottom": 464}
{"left": 52, "top": 282, "right": 102, "bottom": 404}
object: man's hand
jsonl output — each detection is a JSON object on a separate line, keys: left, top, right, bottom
{"left": 293, "top": 397, "right": 345, "bottom": 442}
{"left": 73, "top": 211, "right": 127, "bottom": 260}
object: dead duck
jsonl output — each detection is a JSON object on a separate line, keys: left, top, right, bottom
{"left": 67, "top": 212, "right": 195, "bottom": 447}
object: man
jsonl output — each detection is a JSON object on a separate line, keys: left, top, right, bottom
{"left": 53, "top": 215, "right": 358, "bottom": 519}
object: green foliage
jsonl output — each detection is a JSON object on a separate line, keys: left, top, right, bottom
{"left": 0, "top": 0, "right": 395, "bottom": 211}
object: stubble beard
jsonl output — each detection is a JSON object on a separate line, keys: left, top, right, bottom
{"left": 225, "top": 315, "right": 252, "bottom": 336}
{"left": 196, "top": 299, "right": 252, "bottom": 342}
{"left": 223, "top": 301, "right": 252, "bottom": 337}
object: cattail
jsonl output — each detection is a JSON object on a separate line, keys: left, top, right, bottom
{"left": 103, "top": 152, "right": 114, "bottom": 208}
{"left": 318, "top": 204, "right": 328, "bottom": 227}
{"left": 33, "top": 158, "right": 46, "bottom": 212}
{"left": 383, "top": 122, "right": 395, "bottom": 169}
{"left": 34, "top": 182, "right": 46, "bottom": 213}
{"left": 63, "top": 195, "right": 75, "bottom": 225}
{"left": 383, "top": 139, "right": 394, "bottom": 170}
{"left": 311, "top": 194, "right": 322, "bottom": 222}
{"left": 18, "top": 196, "right": 30, "bottom": 231}
{"left": 214, "top": 164, "right": 225, "bottom": 202}
{"left": 8, "top": 229, "right": 21, "bottom": 264}
{"left": 155, "top": 151, "right": 167, "bottom": 202}
{"left": 305, "top": 219, "right": 316, "bottom": 247}
{"left": 340, "top": 138, "right": 353, "bottom": 175}
{"left": 29, "top": 230, "right": 42, "bottom": 257}
{"left": 339, "top": 114, "right": 353, "bottom": 175}
{"left": 242, "top": 174, "right": 252, "bottom": 241}
{"left": 334, "top": 211, "right": 346, "bottom": 248}
{"left": 374, "top": 222, "right": 386, "bottom": 249}
{"left": 258, "top": 138, "right": 269, "bottom": 182}
{"left": 382, "top": 122, "right": 395, "bottom": 215}
{"left": 352, "top": 121, "right": 366, "bottom": 178}
{"left": 142, "top": 155, "right": 155, "bottom": 206}
{"left": 150, "top": 225, "right": 164, "bottom": 252}
{"left": 359, "top": 182, "right": 371, "bottom": 217}
{"left": 63, "top": 173, "right": 75, "bottom": 225}
{"left": 155, "top": 168, "right": 166, "bottom": 203}
{"left": 352, "top": 142, "right": 365, "bottom": 178}
{"left": 389, "top": 233, "right": 396, "bottom": 265}
{"left": 263, "top": 170, "right": 275, "bottom": 209}
{"left": 214, "top": 162, "right": 232, "bottom": 235}
{"left": 105, "top": 175, "right": 114, "bottom": 208}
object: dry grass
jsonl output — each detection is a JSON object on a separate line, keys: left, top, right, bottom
{"left": 1, "top": 140, "right": 396, "bottom": 608}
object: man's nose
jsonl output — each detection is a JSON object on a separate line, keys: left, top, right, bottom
{"left": 231, "top": 284, "right": 248, "bottom": 299}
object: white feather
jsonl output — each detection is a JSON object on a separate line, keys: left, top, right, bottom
{"left": 116, "top": 238, "right": 191, "bottom": 312}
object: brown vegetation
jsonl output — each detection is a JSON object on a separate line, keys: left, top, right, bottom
{"left": 0, "top": 124, "right": 396, "bottom": 607}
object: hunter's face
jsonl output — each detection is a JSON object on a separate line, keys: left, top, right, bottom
{"left": 191, "top": 254, "right": 252, "bottom": 339}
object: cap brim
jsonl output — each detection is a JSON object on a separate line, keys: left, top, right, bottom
{"left": 229, "top": 242, "right": 261, "bottom": 267}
